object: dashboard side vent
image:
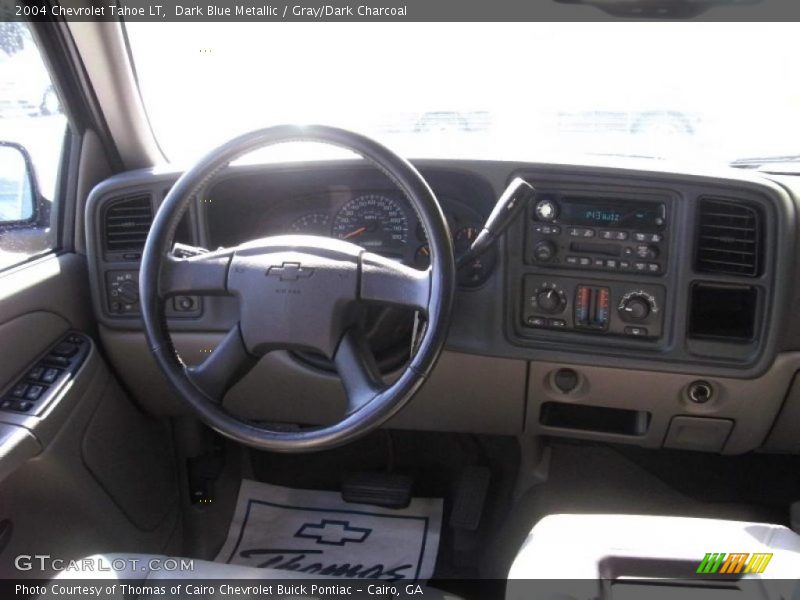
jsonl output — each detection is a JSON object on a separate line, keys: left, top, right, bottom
{"left": 103, "top": 194, "right": 153, "bottom": 255}
{"left": 695, "top": 197, "right": 761, "bottom": 277}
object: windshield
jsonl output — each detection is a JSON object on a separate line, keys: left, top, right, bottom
{"left": 126, "top": 23, "right": 800, "bottom": 167}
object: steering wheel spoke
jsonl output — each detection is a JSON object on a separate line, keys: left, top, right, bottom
{"left": 187, "top": 325, "right": 257, "bottom": 401}
{"left": 333, "top": 328, "right": 387, "bottom": 415}
{"left": 160, "top": 252, "right": 232, "bottom": 298}
{"left": 360, "top": 252, "right": 431, "bottom": 312}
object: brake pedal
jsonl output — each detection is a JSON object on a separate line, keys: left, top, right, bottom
{"left": 341, "top": 472, "right": 413, "bottom": 509}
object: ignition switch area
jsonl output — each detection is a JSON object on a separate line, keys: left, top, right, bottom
{"left": 574, "top": 285, "right": 611, "bottom": 330}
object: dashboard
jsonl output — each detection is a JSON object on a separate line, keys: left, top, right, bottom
{"left": 84, "top": 159, "right": 800, "bottom": 456}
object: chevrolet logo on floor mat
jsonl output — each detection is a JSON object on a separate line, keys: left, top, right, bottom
{"left": 295, "top": 519, "right": 372, "bottom": 546}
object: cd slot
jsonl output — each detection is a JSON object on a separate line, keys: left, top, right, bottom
{"left": 570, "top": 241, "right": 621, "bottom": 257}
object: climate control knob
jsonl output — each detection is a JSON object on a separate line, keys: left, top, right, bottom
{"left": 535, "top": 287, "right": 566, "bottom": 314}
{"left": 618, "top": 292, "right": 656, "bottom": 322}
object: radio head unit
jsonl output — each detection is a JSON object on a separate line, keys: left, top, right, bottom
{"left": 537, "top": 196, "right": 666, "bottom": 231}
{"left": 527, "top": 194, "right": 669, "bottom": 276}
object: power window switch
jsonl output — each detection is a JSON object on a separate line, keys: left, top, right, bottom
{"left": 28, "top": 366, "right": 45, "bottom": 381}
{"left": 41, "top": 368, "right": 60, "bottom": 384}
{"left": 43, "top": 355, "right": 71, "bottom": 367}
{"left": 1, "top": 399, "right": 13, "bottom": 410}
{"left": 10, "top": 383, "right": 28, "bottom": 398}
{"left": 25, "top": 385, "right": 46, "bottom": 401}
{"left": 14, "top": 401, "right": 33, "bottom": 412}
{"left": 52, "top": 342, "right": 78, "bottom": 357}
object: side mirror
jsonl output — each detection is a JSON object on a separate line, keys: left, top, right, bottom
{"left": 0, "top": 141, "right": 44, "bottom": 225}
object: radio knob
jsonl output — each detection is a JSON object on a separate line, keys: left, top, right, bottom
{"left": 533, "top": 240, "right": 557, "bottom": 262}
{"left": 635, "top": 244, "right": 659, "bottom": 259}
{"left": 535, "top": 288, "right": 566, "bottom": 314}
{"left": 620, "top": 295, "right": 650, "bottom": 321}
{"left": 534, "top": 199, "right": 558, "bottom": 222}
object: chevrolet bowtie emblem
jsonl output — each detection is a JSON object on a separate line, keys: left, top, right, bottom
{"left": 266, "top": 262, "right": 314, "bottom": 281}
{"left": 295, "top": 519, "right": 372, "bottom": 546}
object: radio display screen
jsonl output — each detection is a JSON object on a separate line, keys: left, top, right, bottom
{"left": 560, "top": 198, "right": 665, "bottom": 230}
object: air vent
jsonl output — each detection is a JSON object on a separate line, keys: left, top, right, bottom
{"left": 695, "top": 197, "right": 761, "bottom": 277}
{"left": 103, "top": 194, "right": 153, "bottom": 256}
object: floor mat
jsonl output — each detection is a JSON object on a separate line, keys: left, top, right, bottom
{"left": 215, "top": 480, "right": 442, "bottom": 581}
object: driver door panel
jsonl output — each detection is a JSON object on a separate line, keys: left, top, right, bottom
{"left": 0, "top": 250, "right": 180, "bottom": 579}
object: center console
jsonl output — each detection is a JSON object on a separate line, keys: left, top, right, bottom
{"left": 517, "top": 184, "right": 673, "bottom": 343}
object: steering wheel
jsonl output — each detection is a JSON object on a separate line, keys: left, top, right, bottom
{"left": 140, "top": 125, "right": 455, "bottom": 452}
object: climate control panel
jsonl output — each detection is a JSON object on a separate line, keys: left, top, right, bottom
{"left": 522, "top": 275, "right": 665, "bottom": 339}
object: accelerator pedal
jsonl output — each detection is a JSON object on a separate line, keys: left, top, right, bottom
{"left": 450, "top": 465, "right": 491, "bottom": 531}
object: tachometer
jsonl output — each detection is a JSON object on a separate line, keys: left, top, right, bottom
{"left": 291, "top": 212, "right": 330, "bottom": 235}
{"left": 332, "top": 194, "right": 409, "bottom": 250}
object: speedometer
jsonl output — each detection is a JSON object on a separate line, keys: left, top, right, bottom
{"left": 332, "top": 194, "right": 409, "bottom": 250}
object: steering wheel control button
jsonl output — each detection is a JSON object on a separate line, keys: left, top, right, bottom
{"left": 554, "top": 368, "right": 580, "bottom": 393}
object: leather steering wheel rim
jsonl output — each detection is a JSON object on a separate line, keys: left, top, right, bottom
{"left": 139, "top": 125, "right": 455, "bottom": 452}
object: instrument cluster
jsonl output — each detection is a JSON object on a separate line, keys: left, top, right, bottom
{"left": 241, "top": 190, "right": 494, "bottom": 286}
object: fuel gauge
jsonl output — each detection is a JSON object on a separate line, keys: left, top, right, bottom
{"left": 291, "top": 212, "right": 330, "bottom": 235}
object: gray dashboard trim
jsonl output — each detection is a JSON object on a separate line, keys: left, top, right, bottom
{"left": 85, "top": 159, "right": 798, "bottom": 380}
